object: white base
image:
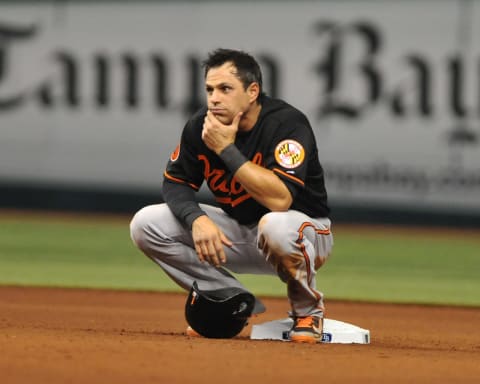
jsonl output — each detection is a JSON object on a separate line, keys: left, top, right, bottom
{"left": 250, "top": 318, "right": 370, "bottom": 344}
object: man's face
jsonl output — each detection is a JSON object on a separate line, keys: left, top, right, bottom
{"left": 205, "top": 62, "right": 254, "bottom": 125}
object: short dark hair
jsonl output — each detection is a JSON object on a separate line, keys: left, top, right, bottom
{"left": 203, "top": 48, "right": 264, "bottom": 98}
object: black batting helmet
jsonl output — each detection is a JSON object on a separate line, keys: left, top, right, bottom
{"left": 185, "top": 281, "right": 256, "bottom": 339}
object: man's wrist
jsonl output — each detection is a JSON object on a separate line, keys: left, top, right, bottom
{"left": 185, "top": 211, "right": 207, "bottom": 229}
{"left": 219, "top": 143, "right": 248, "bottom": 174}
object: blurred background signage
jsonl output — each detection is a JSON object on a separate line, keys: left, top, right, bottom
{"left": 0, "top": 0, "right": 479, "bottom": 216}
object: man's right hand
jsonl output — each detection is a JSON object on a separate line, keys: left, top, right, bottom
{"left": 191, "top": 215, "right": 232, "bottom": 267}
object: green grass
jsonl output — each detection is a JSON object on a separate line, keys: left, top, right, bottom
{"left": 0, "top": 216, "right": 180, "bottom": 292}
{"left": 1, "top": 214, "right": 479, "bottom": 306}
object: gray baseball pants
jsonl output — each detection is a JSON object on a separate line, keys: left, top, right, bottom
{"left": 130, "top": 203, "right": 333, "bottom": 318}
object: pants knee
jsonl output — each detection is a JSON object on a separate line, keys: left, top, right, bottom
{"left": 258, "top": 211, "right": 326, "bottom": 281}
{"left": 258, "top": 212, "right": 299, "bottom": 274}
{"left": 258, "top": 212, "right": 295, "bottom": 251}
{"left": 129, "top": 205, "right": 156, "bottom": 251}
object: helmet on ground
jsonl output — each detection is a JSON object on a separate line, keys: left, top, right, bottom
{"left": 185, "top": 281, "right": 256, "bottom": 338}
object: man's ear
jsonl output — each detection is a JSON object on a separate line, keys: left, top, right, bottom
{"left": 247, "top": 82, "right": 260, "bottom": 103}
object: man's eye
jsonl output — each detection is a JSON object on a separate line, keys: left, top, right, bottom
{"left": 222, "top": 86, "right": 231, "bottom": 92}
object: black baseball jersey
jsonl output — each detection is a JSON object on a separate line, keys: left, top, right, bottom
{"left": 164, "top": 96, "right": 329, "bottom": 225}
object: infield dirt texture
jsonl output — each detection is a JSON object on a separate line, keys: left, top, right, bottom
{"left": 1, "top": 286, "right": 479, "bottom": 383}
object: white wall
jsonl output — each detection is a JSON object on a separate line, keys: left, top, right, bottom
{"left": 0, "top": 0, "right": 479, "bottom": 214}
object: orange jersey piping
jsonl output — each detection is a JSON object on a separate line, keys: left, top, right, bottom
{"left": 273, "top": 168, "right": 305, "bottom": 186}
{"left": 164, "top": 171, "right": 200, "bottom": 191}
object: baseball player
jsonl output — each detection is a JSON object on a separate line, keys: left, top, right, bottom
{"left": 130, "top": 48, "right": 333, "bottom": 343}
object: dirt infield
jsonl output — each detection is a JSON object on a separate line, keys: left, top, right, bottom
{"left": 1, "top": 286, "right": 479, "bottom": 384}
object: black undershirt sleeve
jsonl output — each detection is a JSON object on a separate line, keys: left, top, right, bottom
{"left": 162, "top": 180, "right": 206, "bottom": 229}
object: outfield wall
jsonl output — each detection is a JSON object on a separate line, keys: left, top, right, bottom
{"left": 1, "top": 0, "right": 479, "bottom": 224}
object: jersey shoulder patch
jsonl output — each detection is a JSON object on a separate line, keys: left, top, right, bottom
{"left": 170, "top": 143, "right": 181, "bottom": 161}
{"left": 274, "top": 139, "right": 305, "bottom": 169}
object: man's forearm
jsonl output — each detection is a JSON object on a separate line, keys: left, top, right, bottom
{"left": 219, "top": 144, "right": 292, "bottom": 211}
{"left": 233, "top": 161, "right": 292, "bottom": 211}
{"left": 162, "top": 180, "right": 206, "bottom": 228}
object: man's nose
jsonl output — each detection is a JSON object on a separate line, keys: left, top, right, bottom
{"left": 209, "top": 89, "right": 220, "bottom": 104}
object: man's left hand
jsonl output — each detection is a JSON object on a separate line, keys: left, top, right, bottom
{"left": 202, "top": 111, "right": 242, "bottom": 154}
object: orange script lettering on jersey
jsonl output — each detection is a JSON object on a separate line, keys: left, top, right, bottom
{"left": 198, "top": 153, "right": 263, "bottom": 207}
